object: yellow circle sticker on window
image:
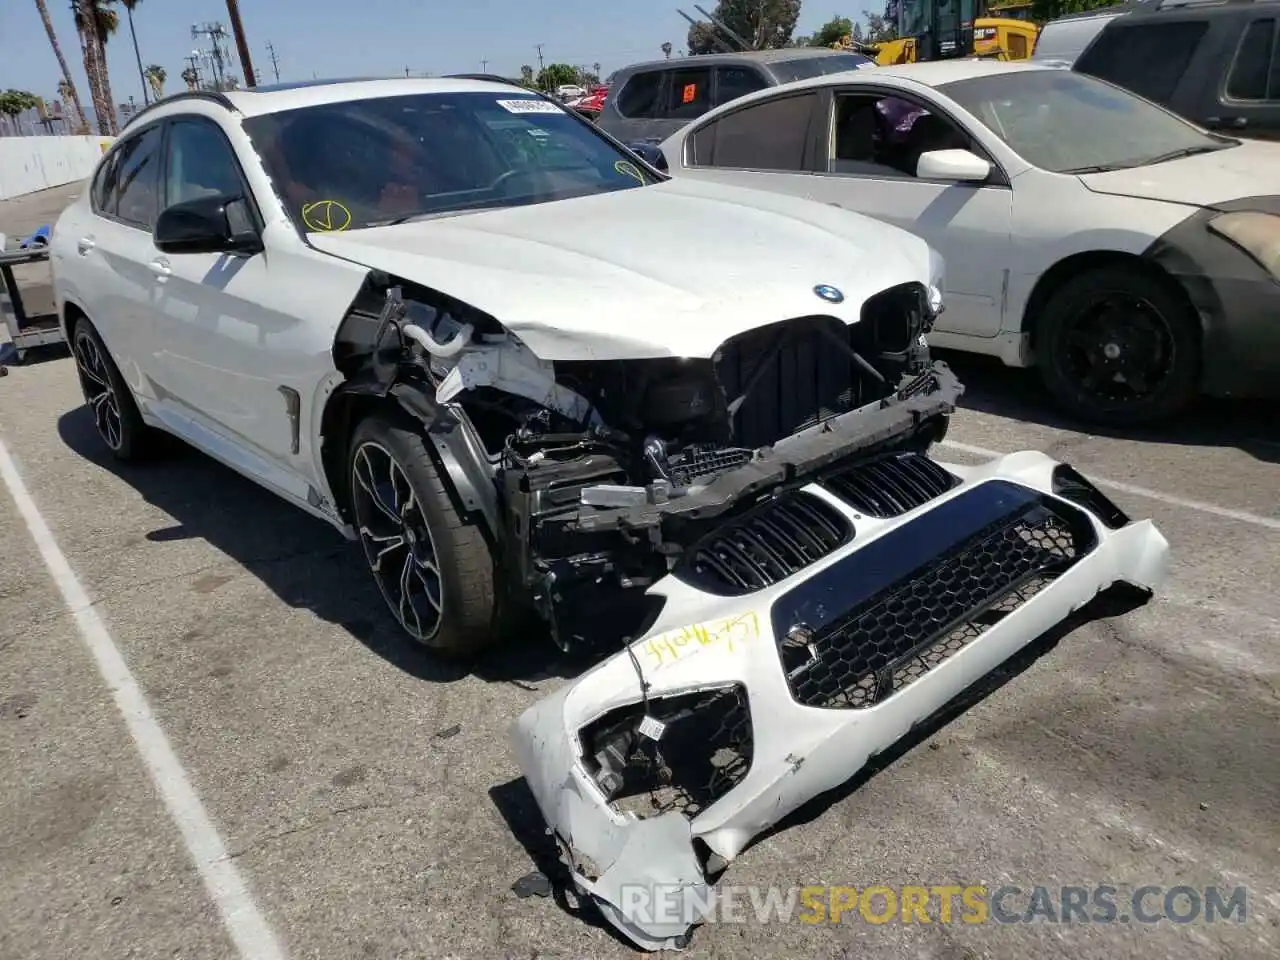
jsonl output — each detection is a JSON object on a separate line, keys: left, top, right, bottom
{"left": 301, "top": 199, "right": 352, "bottom": 232}
{"left": 614, "top": 160, "right": 645, "bottom": 184}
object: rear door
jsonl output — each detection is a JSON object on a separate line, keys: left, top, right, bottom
{"left": 1213, "top": 14, "right": 1280, "bottom": 140}
{"left": 79, "top": 122, "right": 167, "bottom": 400}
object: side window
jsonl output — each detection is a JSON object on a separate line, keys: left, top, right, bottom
{"left": 1075, "top": 21, "right": 1209, "bottom": 104}
{"left": 664, "top": 67, "right": 713, "bottom": 119}
{"left": 1226, "top": 18, "right": 1279, "bottom": 101}
{"left": 689, "top": 92, "right": 817, "bottom": 171}
{"left": 112, "top": 125, "right": 164, "bottom": 229}
{"left": 165, "top": 119, "right": 246, "bottom": 208}
{"left": 713, "top": 66, "right": 770, "bottom": 108}
{"left": 615, "top": 71, "right": 665, "bottom": 118}
{"left": 830, "top": 94, "right": 971, "bottom": 178}
{"left": 91, "top": 150, "right": 120, "bottom": 216}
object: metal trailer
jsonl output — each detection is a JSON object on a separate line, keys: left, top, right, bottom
{"left": 0, "top": 240, "right": 64, "bottom": 368}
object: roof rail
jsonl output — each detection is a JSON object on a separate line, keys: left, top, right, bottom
{"left": 443, "top": 73, "right": 524, "bottom": 86}
{"left": 121, "top": 89, "right": 235, "bottom": 130}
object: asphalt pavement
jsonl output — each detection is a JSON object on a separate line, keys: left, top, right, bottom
{"left": 1, "top": 182, "right": 1277, "bottom": 960}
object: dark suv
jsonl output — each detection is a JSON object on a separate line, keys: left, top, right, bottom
{"left": 1074, "top": 0, "right": 1280, "bottom": 139}
{"left": 597, "top": 48, "right": 875, "bottom": 144}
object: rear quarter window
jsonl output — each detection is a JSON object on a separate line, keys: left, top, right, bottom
{"left": 1075, "top": 20, "right": 1210, "bottom": 104}
{"left": 615, "top": 71, "right": 665, "bottom": 118}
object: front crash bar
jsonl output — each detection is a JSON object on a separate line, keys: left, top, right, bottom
{"left": 509, "top": 450, "right": 1170, "bottom": 950}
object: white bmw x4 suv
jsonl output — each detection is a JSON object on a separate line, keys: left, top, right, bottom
{"left": 51, "top": 76, "right": 1169, "bottom": 950}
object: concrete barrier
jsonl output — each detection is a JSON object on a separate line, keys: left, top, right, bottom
{"left": 0, "top": 135, "right": 116, "bottom": 202}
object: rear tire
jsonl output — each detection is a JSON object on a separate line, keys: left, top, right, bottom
{"left": 70, "top": 317, "right": 158, "bottom": 461}
{"left": 348, "top": 412, "right": 506, "bottom": 657}
{"left": 1035, "top": 266, "right": 1201, "bottom": 427}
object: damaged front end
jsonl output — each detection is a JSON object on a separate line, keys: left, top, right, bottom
{"left": 331, "top": 273, "right": 958, "bottom": 654}
{"left": 510, "top": 452, "right": 1170, "bottom": 950}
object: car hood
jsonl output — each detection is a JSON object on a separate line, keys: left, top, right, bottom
{"left": 308, "top": 178, "right": 938, "bottom": 361}
{"left": 1078, "top": 139, "right": 1280, "bottom": 209}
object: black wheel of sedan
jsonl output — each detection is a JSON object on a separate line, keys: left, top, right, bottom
{"left": 348, "top": 414, "right": 503, "bottom": 656}
{"left": 1036, "top": 265, "right": 1201, "bottom": 427}
{"left": 71, "top": 318, "right": 156, "bottom": 460}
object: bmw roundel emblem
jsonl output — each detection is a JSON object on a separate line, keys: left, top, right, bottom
{"left": 813, "top": 284, "right": 844, "bottom": 304}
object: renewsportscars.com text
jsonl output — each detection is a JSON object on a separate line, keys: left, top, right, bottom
{"left": 616, "top": 883, "right": 1249, "bottom": 927}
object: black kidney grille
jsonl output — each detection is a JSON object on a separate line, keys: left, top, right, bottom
{"left": 681, "top": 492, "right": 852, "bottom": 595}
{"left": 822, "top": 452, "right": 958, "bottom": 518}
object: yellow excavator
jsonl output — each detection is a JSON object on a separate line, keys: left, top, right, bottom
{"left": 833, "top": 0, "right": 1040, "bottom": 65}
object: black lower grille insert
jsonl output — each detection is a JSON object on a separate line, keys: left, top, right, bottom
{"left": 579, "top": 684, "right": 753, "bottom": 819}
{"left": 822, "top": 452, "right": 958, "bottom": 517}
{"left": 678, "top": 491, "right": 852, "bottom": 595}
{"left": 770, "top": 481, "right": 1095, "bottom": 710}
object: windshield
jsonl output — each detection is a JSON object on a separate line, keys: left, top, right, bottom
{"left": 937, "top": 69, "right": 1232, "bottom": 174}
{"left": 769, "top": 53, "right": 874, "bottom": 82}
{"left": 243, "top": 91, "right": 661, "bottom": 231}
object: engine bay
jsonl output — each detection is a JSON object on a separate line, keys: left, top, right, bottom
{"left": 331, "top": 278, "right": 960, "bottom": 651}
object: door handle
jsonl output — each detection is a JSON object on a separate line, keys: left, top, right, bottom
{"left": 149, "top": 257, "right": 172, "bottom": 280}
{"left": 76, "top": 236, "right": 95, "bottom": 255}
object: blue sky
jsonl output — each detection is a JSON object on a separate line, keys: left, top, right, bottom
{"left": 2, "top": 1, "right": 849, "bottom": 108}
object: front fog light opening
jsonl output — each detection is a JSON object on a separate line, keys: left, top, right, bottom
{"left": 578, "top": 684, "right": 754, "bottom": 820}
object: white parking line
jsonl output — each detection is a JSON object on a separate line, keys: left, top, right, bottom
{"left": 0, "top": 438, "right": 286, "bottom": 960}
{"left": 940, "top": 439, "right": 1280, "bottom": 533}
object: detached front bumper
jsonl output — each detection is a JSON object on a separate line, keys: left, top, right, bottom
{"left": 510, "top": 449, "right": 1170, "bottom": 950}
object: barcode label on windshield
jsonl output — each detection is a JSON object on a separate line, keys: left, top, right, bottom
{"left": 496, "top": 99, "right": 563, "bottom": 114}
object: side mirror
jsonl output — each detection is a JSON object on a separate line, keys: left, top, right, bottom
{"left": 153, "top": 195, "right": 262, "bottom": 255}
{"left": 627, "top": 141, "right": 668, "bottom": 172}
{"left": 915, "top": 148, "right": 991, "bottom": 183}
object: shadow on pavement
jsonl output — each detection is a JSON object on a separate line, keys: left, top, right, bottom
{"left": 940, "top": 350, "right": 1280, "bottom": 465}
{"left": 56, "top": 405, "right": 604, "bottom": 687}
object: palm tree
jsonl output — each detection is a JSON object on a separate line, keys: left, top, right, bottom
{"left": 72, "top": 1, "right": 120, "bottom": 135}
{"left": 143, "top": 64, "right": 165, "bottom": 101}
{"left": 35, "top": 0, "right": 88, "bottom": 133}
{"left": 120, "top": 0, "right": 148, "bottom": 105}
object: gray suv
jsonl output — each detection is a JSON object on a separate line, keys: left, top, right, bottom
{"left": 598, "top": 48, "right": 875, "bottom": 144}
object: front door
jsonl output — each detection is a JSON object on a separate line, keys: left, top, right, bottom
{"left": 146, "top": 115, "right": 315, "bottom": 498}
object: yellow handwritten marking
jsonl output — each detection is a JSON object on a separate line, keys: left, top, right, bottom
{"left": 639, "top": 611, "right": 761, "bottom": 670}
{"left": 614, "top": 159, "right": 645, "bottom": 185}
{"left": 301, "top": 199, "right": 352, "bottom": 232}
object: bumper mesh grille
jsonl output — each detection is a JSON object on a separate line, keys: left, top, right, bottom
{"left": 777, "top": 487, "right": 1091, "bottom": 709}
{"left": 679, "top": 491, "right": 852, "bottom": 595}
{"left": 822, "top": 452, "right": 959, "bottom": 517}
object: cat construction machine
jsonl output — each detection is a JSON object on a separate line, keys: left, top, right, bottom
{"left": 835, "top": 0, "right": 1040, "bottom": 64}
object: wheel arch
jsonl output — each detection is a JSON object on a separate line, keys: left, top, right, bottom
{"left": 1021, "top": 250, "right": 1202, "bottom": 353}
{"left": 318, "top": 383, "right": 501, "bottom": 543}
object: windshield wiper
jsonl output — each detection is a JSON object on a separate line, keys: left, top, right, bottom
{"left": 1062, "top": 143, "right": 1227, "bottom": 176}
{"left": 1060, "top": 163, "right": 1122, "bottom": 174}
{"left": 1138, "top": 144, "right": 1227, "bottom": 166}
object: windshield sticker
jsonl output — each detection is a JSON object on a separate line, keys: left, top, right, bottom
{"left": 301, "top": 200, "right": 352, "bottom": 232}
{"left": 614, "top": 160, "right": 645, "bottom": 184}
{"left": 496, "top": 98, "right": 563, "bottom": 115}
{"left": 681, "top": 82, "right": 698, "bottom": 104}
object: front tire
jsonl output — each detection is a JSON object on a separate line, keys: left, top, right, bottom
{"left": 348, "top": 413, "right": 502, "bottom": 656}
{"left": 70, "top": 318, "right": 156, "bottom": 460}
{"left": 1035, "top": 266, "right": 1201, "bottom": 427}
